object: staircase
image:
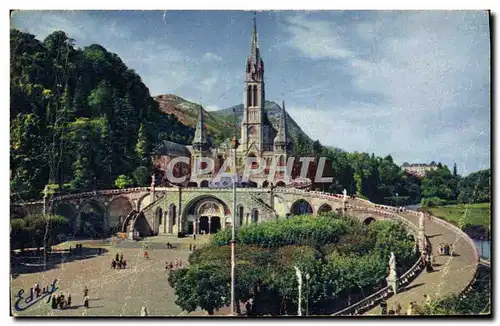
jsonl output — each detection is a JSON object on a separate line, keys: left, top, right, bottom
{"left": 249, "top": 194, "right": 278, "bottom": 219}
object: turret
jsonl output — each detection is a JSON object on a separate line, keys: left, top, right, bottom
{"left": 274, "top": 101, "right": 289, "bottom": 151}
{"left": 193, "top": 106, "right": 208, "bottom": 151}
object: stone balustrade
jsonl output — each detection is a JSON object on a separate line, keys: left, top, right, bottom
{"left": 332, "top": 205, "right": 427, "bottom": 316}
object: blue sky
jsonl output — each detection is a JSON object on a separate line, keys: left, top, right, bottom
{"left": 11, "top": 10, "right": 490, "bottom": 175}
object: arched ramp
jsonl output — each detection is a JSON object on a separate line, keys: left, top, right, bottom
{"left": 317, "top": 203, "right": 333, "bottom": 215}
{"left": 290, "top": 199, "right": 313, "bottom": 216}
{"left": 78, "top": 200, "right": 107, "bottom": 237}
{"left": 363, "top": 217, "right": 376, "bottom": 225}
{"left": 11, "top": 205, "right": 28, "bottom": 219}
{"left": 108, "top": 197, "right": 133, "bottom": 231}
{"left": 54, "top": 203, "right": 78, "bottom": 233}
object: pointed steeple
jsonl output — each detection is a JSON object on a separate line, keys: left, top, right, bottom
{"left": 193, "top": 105, "right": 207, "bottom": 149}
{"left": 246, "top": 11, "right": 264, "bottom": 82}
{"left": 250, "top": 11, "right": 259, "bottom": 60}
{"left": 274, "top": 101, "right": 288, "bottom": 148}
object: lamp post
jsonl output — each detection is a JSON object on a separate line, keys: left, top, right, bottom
{"left": 294, "top": 266, "right": 303, "bottom": 316}
{"left": 305, "top": 273, "right": 310, "bottom": 316}
{"left": 43, "top": 184, "right": 49, "bottom": 215}
{"left": 230, "top": 135, "right": 239, "bottom": 316}
{"left": 395, "top": 192, "right": 399, "bottom": 207}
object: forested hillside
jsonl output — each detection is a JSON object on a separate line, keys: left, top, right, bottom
{"left": 155, "top": 94, "right": 314, "bottom": 149}
{"left": 10, "top": 29, "right": 490, "bottom": 208}
{"left": 10, "top": 29, "right": 193, "bottom": 200}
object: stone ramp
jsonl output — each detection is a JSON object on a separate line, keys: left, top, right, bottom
{"left": 365, "top": 212, "right": 478, "bottom": 315}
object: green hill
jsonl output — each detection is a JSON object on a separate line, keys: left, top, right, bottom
{"left": 155, "top": 94, "right": 313, "bottom": 148}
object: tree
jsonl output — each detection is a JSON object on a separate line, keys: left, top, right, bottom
{"left": 457, "top": 169, "right": 490, "bottom": 204}
{"left": 136, "top": 124, "right": 152, "bottom": 168}
{"left": 421, "top": 165, "right": 455, "bottom": 201}
{"left": 174, "top": 214, "right": 418, "bottom": 316}
{"left": 114, "top": 175, "right": 133, "bottom": 189}
{"left": 168, "top": 263, "right": 230, "bottom": 315}
{"left": 10, "top": 29, "right": 195, "bottom": 199}
{"left": 10, "top": 214, "right": 69, "bottom": 250}
{"left": 132, "top": 166, "right": 150, "bottom": 187}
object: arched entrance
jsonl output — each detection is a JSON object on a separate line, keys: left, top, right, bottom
{"left": 197, "top": 201, "right": 223, "bottom": 234}
{"left": 182, "top": 195, "right": 230, "bottom": 235}
{"left": 200, "top": 180, "right": 209, "bottom": 188}
{"left": 78, "top": 201, "right": 107, "bottom": 237}
{"left": 290, "top": 199, "right": 313, "bottom": 216}
{"left": 168, "top": 204, "right": 177, "bottom": 234}
{"left": 262, "top": 180, "right": 269, "bottom": 188}
{"left": 155, "top": 207, "right": 163, "bottom": 235}
{"left": 212, "top": 216, "right": 222, "bottom": 233}
{"left": 276, "top": 181, "right": 286, "bottom": 187}
{"left": 251, "top": 209, "right": 259, "bottom": 224}
{"left": 108, "top": 197, "right": 133, "bottom": 231}
{"left": 132, "top": 212, "right": 151, "bottom": 237}
{"left": 54, "top": 203, "right": 78, "bottom": 233}
{"left": 238, "top": 205, "right": 244, "bottom": 227}
{"left": 199, "top": 216, "right": 209, "bottom": 234}
{"left": 363, "top": 217, "right": 376, "bottom": 225}
{"left": 317, "top": 204, "right": 332, "bottom": 215}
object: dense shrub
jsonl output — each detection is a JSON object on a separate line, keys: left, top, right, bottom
{"left": 211, "top": 213, "right": 349, "bottom": 248}
{"left": 10, "top": 214, "right": 69, "bottom": 250}
{"left": 172, "top": 213, "right": 418, "bottom": 316}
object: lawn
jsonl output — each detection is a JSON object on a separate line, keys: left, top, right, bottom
{"left": 426, "top": 202, "right": 491, "bottom": 229}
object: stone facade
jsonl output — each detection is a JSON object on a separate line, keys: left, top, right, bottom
{"left": 401, "top": 162, "right": 438, "bottom": 177}
{"left": 153, "top": 14, "right": 293, "bottom": 188}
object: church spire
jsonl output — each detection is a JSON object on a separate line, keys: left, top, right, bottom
{"left": 246, "top": 11, "right": 264, "bottom": 82}
{"left": 193, "top": 105, "right": 207, "bottom": 149}
{"left": 250, "top": 11, "right": 259, "bottom": 59}
{"left": 274, "top": 101, "right": 288, "bottom": 149}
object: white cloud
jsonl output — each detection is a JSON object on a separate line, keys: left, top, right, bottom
{"left": 284, "top": 15, "right": 354, "bottom": 60}
{"left": 281, "top": 11, "right": 490, "bottom": 173}
{"left": 203, "top": 52, "right": 223, "bottom": 61}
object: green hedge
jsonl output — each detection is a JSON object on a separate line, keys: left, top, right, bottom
{"left": 170, "top": 213, "right": 418, "bottom": 316}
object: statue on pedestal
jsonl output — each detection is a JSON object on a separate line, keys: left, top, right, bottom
{"left": 389, "top": 252, "right": 397, "bottom": 278}
{"left": 419, "top": 212, "right": 425, "bottom": 230}
{"left": 343, "top": 188, "right": 347, "bottom": 201}
{"left": 151, "top": 174, "right": 156, "bottom": 188}
{"left": 387, "top": 251, "right": 398, "bottom": 294}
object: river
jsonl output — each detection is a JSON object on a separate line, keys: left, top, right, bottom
{"left": 473, "top": 239, "right": 491, "bottom": 260}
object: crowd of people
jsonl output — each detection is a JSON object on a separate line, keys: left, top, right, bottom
{"left": 380, "top": 294, "right": 432, "bottom": 315}
{"left": 438, "top": 243, "right": 455, "bottom": 256}
{"left": 48, "top": 286, "right": 89, "bottom": 310}
{"left": 165, "top": 258, "right": 183, "bottom": 271}
{"left": 68, "top": 243, "right": 85, "bottom": 255}
{"left": 111, "top": 252, "right": 127, "bottom": 269}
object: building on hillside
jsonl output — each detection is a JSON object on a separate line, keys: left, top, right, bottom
{"left": 401, "top": 162, "right": 438, "bottom": 177}
{"left": 153, "top": 13, "right": 316, "bottom": 189}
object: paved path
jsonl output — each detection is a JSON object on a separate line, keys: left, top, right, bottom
{"left": 11, "top": 195, "right": 478, "bottom": 317}
{"left": 365, "top": 211, "right": 478, "bottom": 315}
{"left": 11, "top": 247, "right": 207, "bottom": 316}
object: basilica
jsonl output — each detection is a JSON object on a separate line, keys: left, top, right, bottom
{"left": 153, "top": 15, "right": 310, "bottom": 189}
